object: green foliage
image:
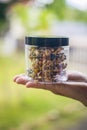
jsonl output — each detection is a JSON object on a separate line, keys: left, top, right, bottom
{"left": 0, "top": 3, "right": 9, "bottom": 34}
{"left": 0, "top": 0, "right": 87, "bottom": 35}
{"left": 0, "top": 3, "right": 8, "bottom": 22}
{"left": 12, "top": 5, "right": 55, "bottom": 34}
{"left": 46, "top": 0, "right": 87, "bottom": 22}
{"left": 75, "top": 10, "right": 87, "bottom": 22}
{"left": 46, "top": 0, "right": 67, "bottom": 20}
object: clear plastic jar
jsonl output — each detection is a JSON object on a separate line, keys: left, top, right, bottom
{"left": 25, "top": 37, "right": 69, "bottom": 83}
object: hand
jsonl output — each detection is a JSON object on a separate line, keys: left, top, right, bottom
{"left": 13, "top": 71, "right": 87, "bottom": 106}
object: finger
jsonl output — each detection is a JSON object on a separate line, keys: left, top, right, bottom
{"left": 13, "top": 74, "right": 25, "bottom": 82}
{"left": 13, "top": 75, "right": 20, "bottom": 82}
{"left": 68, "top": 71, "right": 87, "bottom": 82}
{"left": 15, "top": 75, "right": 31, "bottom": 85}
{"left": 26, "top": 81, "right": 45, "bottom": 88}
{"left": 26, "top": 81, "right": 55, "bottom": 92}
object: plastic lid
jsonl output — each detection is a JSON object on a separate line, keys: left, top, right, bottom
{"left": 25, "top": 36, "right": 69, "bottom": 47}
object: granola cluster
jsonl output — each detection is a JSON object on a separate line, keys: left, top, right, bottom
{"left": 27, "top": 46, "right": 67, "bottom": 82}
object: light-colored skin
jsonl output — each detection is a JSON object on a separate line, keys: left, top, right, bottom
{"left": 13, "top": 71, "right": 87, "bottom": 106}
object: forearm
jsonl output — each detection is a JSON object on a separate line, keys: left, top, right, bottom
{"left": 47, "top": 82, "right": 87, "bottom": 106}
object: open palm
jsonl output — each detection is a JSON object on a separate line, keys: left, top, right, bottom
{"left": 13, "top": 71, "right": 87, "bottom": 106}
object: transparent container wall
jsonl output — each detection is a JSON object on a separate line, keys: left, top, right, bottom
{"left": 25, "top": 45, "right": 69, "bottom": 83}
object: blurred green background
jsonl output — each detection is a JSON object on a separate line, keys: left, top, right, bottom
{"left": 0, "top": 0, "right": 87, "bottom": 130}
